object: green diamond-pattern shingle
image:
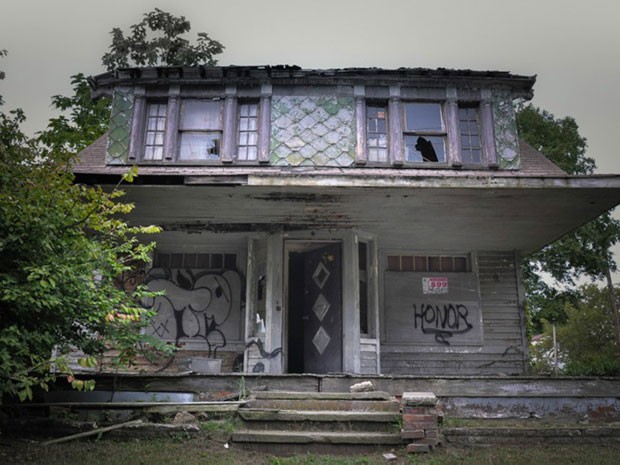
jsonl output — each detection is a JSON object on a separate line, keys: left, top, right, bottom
{"left": 493, "top": 91, "right": 520, "bottom": 170}
{"left": 270, "top": 96, "right": 355, "bottom": 167}
{"left": 106, "top": 89, "right": 134, "bottom": 165}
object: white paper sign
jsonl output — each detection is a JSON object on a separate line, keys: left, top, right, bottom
{"left": 422, "top": 277, "right": 448, "bottom": 294}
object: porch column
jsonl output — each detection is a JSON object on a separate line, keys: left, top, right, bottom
{"left": 342, "top": 231, "right": 361, "bottom": 373}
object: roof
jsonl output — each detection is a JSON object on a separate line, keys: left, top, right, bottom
{"left": 89, "top": 65, "right": 536, "bottom": 99}
{"left": 72, "top": 134, "right": 568, "bottom": 180}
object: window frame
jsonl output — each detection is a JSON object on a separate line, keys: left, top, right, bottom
{"left": 131, "top": 86, "right": 271, "bottom": 166}
{"left": 457, "top": 103, "right": 484, "bottom": 166}
{"left": 236, "top": 100, "right": 261, "bottom": 163}
{"left": 365, "top": 103, "right": 389, "bottom": 164}
{"left": 402, "top": 101, "right": 448, "bottom": 165}
{"left": 176, "top": 98, "right": 224, "bottom": 163}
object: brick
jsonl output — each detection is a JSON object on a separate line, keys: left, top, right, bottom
{"left": 401, "top": 429, "right": 425, "bottom": 440}
{"left": 403, "top": 421, "right": 437, "bottom": 431}
{"left": 425, "top": 430, "right": 439, "bottom": 439}
{"left": 402, "top": 406, "right": 429, "bottom": 415}
{"left": 407, "top": 443, "right": 430, "bottom": 453}
{"left": 402, "top": 413, "right": 437, "bottom": 424}
{"left": 402, "top": 392, "right": 438, "bottom": 407}
{"left": 418, "top": 437, "right": 439, "bottom": 446}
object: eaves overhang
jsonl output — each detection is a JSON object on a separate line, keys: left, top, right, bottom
{"left": 115, "top": 172, "right": 620, "bottom": 256}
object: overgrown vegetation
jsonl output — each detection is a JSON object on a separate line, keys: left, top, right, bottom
{"left": 2, "top": 435, "right": 620, "bottom": 465}
{"left": 517, "top": 104, "right": 620, "bottom": 374}
{"left": 0, "top": 9, "right": 226, "bottom": 401}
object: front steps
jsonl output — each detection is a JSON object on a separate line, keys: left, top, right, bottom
{"left": 232, "top": 391, "right": 403, "bottom": 454}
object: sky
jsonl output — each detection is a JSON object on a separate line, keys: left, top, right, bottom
{"left": 1, "top": 0, "right": 620, "bottom": 276}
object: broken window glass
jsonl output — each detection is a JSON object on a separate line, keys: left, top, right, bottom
{"left": 178, "top": 99, "right": 223, "bottom": 161}
{"left": 403, "top": 103, "right": 446, "bottom": 163}
{"left": 367, "top": 105, "right": 388, "bottom": 162}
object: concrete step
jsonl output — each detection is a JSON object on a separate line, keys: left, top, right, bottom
{"left": 232, "top": 429, "right": 403, "bottom": 445}
{"left": 238, "top": 409, "right": 400, "bottom": 432}
{"left": 245, "top": 398, "right": 401, "bottom": 412}
{"left": 253, "top": 391, "right": 392, "bottom": 401}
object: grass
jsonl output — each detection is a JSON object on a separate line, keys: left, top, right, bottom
{"left": 2, "top": 433, "right": 620, "bottom": 465}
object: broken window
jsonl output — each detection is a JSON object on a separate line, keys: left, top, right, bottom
{"left": 366, "top": 105, "right": 388, "bottom": 162}
{"left": 237, "top": 102, "right": 259, "bottom": 161}
{"left": 403, "top": 103, "right": 446, "bottom": 163}
{"left": 178, "top": 99, "right": 223, "bottom": 161}
{"left": 143, "top": 102, "right": 167, "bottom": 161}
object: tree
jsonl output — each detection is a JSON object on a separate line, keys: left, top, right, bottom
{"left": 101, "top": 8, "right": 224, "bottom": 71}
{"left": 533, "top": 285, "right": 620, "bottom": 376}
{"left": 517, "top": 104, "right": 620, "bottom": 360}
{"left": 0, "top": 54, "right": 171, "bottom": 401}
{"left": 38, "top": 74, "right": 111, "bottom": 154}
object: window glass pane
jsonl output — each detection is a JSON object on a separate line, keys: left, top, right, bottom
{"left": 441, "top": 256, "right": 454, "bottom": 272}
{"left": 415, "top": 256, "right": 427, "bottom": 272}
{"left": 180, "top": 100, "right": 222, "bottom": 130}
{"left": 387, "top": 256, "right": 401, "bottom": 271}
{"left": 247, "top": 132, "right": 258, "bottom": 146}
{"left": 454, "top": 257, "right": 467, "bottom": 272}
{"left": 211, "top": 254, "right": 223, "bottom": 268}
{"left": 429, "top": 257, "right": 441, "bottom": 272}
{"left": 358, "top": 242, "right": 367, "bottom": 271}
{"left": 404, "top": 135, "right": 445, "bottom": 163}
{"left": 245, "top": 146, "right": 258, "bottom": 160}
{"left": 405, "top": 103, "right": 442, "bottom": 132}
{"left": 224, "top": 254, "right": 237, "bottom": 269}
{"left": 179, "top": 132, "right": 221, "bottom": 160}
{"left": 402, "top": 256, "right": 414, "bottom": 271}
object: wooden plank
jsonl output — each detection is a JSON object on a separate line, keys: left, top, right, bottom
{"left": 41, "top": 420, "right": 143, "bottom": 446}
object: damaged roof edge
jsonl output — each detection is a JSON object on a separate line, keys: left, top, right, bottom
{"left": 89, "top": 65, "right": 536, "bottom": 100}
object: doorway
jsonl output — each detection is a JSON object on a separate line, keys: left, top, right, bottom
{"left": 286, "top": 241, "right": 343, "bottom": 374}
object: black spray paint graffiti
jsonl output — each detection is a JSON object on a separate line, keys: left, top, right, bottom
{"left": 413, "top": 303, "right": 474, "bottom": 345}
{"left": 143, "top": 268, "right": 240, "bottom": 358}
{"left": 245, "top": 339, "right": 283, "bottom": 373}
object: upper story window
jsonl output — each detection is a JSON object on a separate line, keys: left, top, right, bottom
{"left": 237, "top": 102, "right": 259, "bottom": 161}
{"left": 366, "top": 105, "right": 388, "bottom": 162}
{"left": 178, "top": 99, "right": 223, "bottom": 161}
{"left": 143, "top": 103, "right": 167, "bottom": 161}
{"left": 403, "top": 103, "right": 446, "bottom": 163}
{"left": 130, "top": 86, "right": 271, "bottom": 165}
{"left": 356, "top": 92, "right": 496, "bottom": 168}
{"left": 458, "top": 105, "right": 482, "bottom": 164}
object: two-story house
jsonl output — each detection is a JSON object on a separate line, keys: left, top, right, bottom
{"left": 74, "top": 65, "right": 620, "bottom": 376}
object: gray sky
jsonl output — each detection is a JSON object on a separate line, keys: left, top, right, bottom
{"left": 1, "top": 0, "right": 619, "bottom": 173}
{"left": 2, "top": 0, "right": 620, "bottom": 276}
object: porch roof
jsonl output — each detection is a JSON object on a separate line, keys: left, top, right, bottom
{"left": 109, "top": 173, "right": 620, "bottom": 256}
{"left": 74, "top": 136, "right": 620, "bottom": 255}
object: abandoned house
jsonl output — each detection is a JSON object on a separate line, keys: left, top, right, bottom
{"left": 74, "top": 65, "right": 620, "bottom": 377}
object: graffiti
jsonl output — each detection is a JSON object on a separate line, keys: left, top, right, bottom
{"left": 143, "top": 268, "right": 241, "bottom": 358}
{"left": 245, "top": 338, "right": 283, "bottom": 359}
{"left": 413, "top": 303, "right": 474, "bottom": 346}
{"left": 245, "top": 338, "right": 283, "bottom": 373}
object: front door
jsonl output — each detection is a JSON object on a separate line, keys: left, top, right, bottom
{"left": 287, "top": 242, "right": 342, "bottom": 374}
